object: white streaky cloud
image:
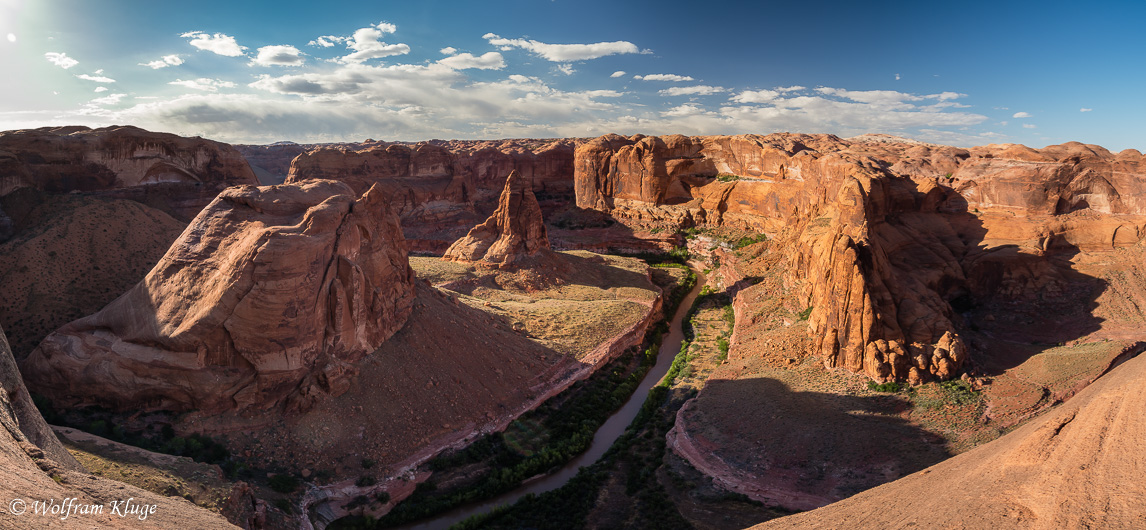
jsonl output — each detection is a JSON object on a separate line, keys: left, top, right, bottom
{"left": 45, "top": 52, "right": 79, "bottom": 69}
{"left": 660, "top": 85, "right": 725, "bottom": 96}
{"left": 170, "top": 78, "right": 237, "bottom": 92}
{"left": 482, "top": 33, "right": 639, "bottom": 61}
{"left": 76, "top": 73, "right": 116, "bottom": 83}
{"left": 440, "top": 47, "right": 457, "bottom": 55}
{"left": 732, "top": 89, "right": 781, "bottom": 103}
{"left": 812, "top": 87, "right": 967, "bottom": 110}
{"left": 308, "top": 36, "right": 345, "bottom": 47}
{"left": 139, "top": 54, "right": 184, "bottom": 69}
{"left": 337, "top": 22, "right": 410, "bottom": 64}
{"left": 1022, "top": 123, "right": 1037, "bottom": 129}
{"left": 89, "top": 93, "right": 126, "bottom": 106}
{"left": 1080, "top": 108, "right": 1093, "bottom": 112}
{"left": 1012, "top": 111, "right": 1032, "bottom": 118}
{"left": 252, "top": 45, "right": 305, "bottom": 67}
{"left": 94, "top": 87, "right": 108, "bottom": 93}
{"left": 610, "top": 70, "right": 626, "bottom": 78}
{"left": 634, "top": 73, "right": 694, "bottom": 82}
{"left": 438, "top": 52, "right": 505, "bottom": 70}
{"left": 663, "top": 104, "right": 705, "bottom": 117}
{"left": 583, "top": 90, "right": 623, "bottom": 98}
{"left": 556, "top": 63, "right": 575, "bottom": 76}
{"left": 181, "top": 32, "right": 246, "bottom": 57}
{"left": 776, "top": 86, "right": 804, "bottom": 92}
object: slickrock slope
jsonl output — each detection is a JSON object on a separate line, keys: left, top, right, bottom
{"left": 752, "top": 351, "right": 1146, "bottom": 530}
{"left": 22, "top": 180, "right": 415, "bottom": 415}
{"left": 0, "top": 325, "right": 237, "bottom": 529}
{"left": 0, "top": 125, "right": 255, "bottom": 192}
{"left": 443, "top": 170, "right": 555, "bottom": 268}
{"left": 285, "top": 139, "right": 575, "bottom": 251}
{"left": 576, "top": 133, "right": 1146, "bottom": 384}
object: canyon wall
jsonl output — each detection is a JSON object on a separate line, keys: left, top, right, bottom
{"left": 575, "top": 133, "right": 1146, "bottom": 383}
{"left": 22, "top": 180, "right": 416, "bottom": 415}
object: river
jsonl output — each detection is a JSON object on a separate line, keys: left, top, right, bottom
{"left": 392, "top": 269, "right": 706, "bottom": 530}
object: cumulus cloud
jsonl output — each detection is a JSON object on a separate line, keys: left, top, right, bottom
{"left": 45, "top": 52, "right": 78, "bottom": 69}
{"left": 662, "top": 104, "right": 705, "bottom": 117}
{"left": 252, "top": 45, "right": 305, "bottom": 67}
{"left": 482, "top": 33, "right": 639, "bottom": 61}
{"left": 181, "top": 32, "right": 247, "bottom": 57}
{"left": 732, "top": 89, "right": 781, "bottom": 103}
{"left": 88, "top": 93, "right": 126, "bottom": 106}
{"left": 139, "top": 54, "right": 184, "bottom": 69}
{"left": 1080, "top": 107, "right": 1092, "bottom": 112}
{"left": 336, "top": 22, "right": 409, "bottom": 64}
{"left": 440, "top": 47, "right": 457, "bottom": 55}
{"left": 308, "top": 35, "right": 346, "bottom": 47}
{"left": 1012, "top": 111, "right": 1032, "bottom": 118}
{"left": 634, "top": 73, "right": 694, "bottom": 82}
{"left": 610, "top": 70, "right": 626, "bottom": 78}
{"left": 660, "top": 85, "right": 725, "bottom": 96}
{"left": 76, "top": 71, "right": 116, "bottom": 83}
{"left": 169, "top": 78, "right": 237, "bottom": 92}
{"left": 94, "top": 86, "right": 108, "bottom": 93}
{"left": 556, "top": 63, "right": 575, "bottom": 75}
{"left": 438, "top": 52, "right": 505, "bottom": 70}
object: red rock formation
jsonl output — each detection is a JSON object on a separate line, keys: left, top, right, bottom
{"left": 22, "top": 180, "right": 415, "bottom": 414}
{"left": 285, "top": 139, "right": 575, "bottom": 251}
{"left": 0, "top": 125, "right": 256, "bottom": 195}
{"left": 443, "top": 170, "right": 553, "bottom": 268}
{"left": 753, "top": 347, "right": 1146, "bottom": 529}
{"left": 575, "top": 133, "right": 1146, "bottom": 383}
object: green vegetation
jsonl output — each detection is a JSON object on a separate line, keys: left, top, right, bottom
{"left": 269, "top": 474, "right": 300, "bottom": 494}
{"left": 867, "top": 380, "right": 904, "bottom": 393}
{"left": 716, "top": 173, "right": 741, "bottom": 182}
{"left": 615, "top": 246, "right": 690, "bottom": 265}
{"left": 797, "top": 306, "right": 813, "bottom": 321}
{"left": 732, "top": 233, "right": 768, "bottom": 250}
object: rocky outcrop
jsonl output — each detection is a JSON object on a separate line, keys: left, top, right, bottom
{"left": 443, "top": 170, "right": 553, "bottom": 268}
{"left": 285, "top": 139, "right": 575, "bottom": 251}
{"left": 22, "top": 180, "right": 416, "bottom": 415}
{"left": 753, "top": 347, "right": 1146, "bottom": 529}
{"left": 0, "top": 125, "right": 256, "bottom": 195}
{"left": 575, "top": 133, "right": 1146, "bottom": 384}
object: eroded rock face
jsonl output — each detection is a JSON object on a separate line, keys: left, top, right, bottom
{"left": 22, "top": 180, "right": 415, "bottom": 414}
{"left": 285, "top": 139, "right": 575, "bottom": 251}
{"left": 0, "top": 125, "right": 256, "bottom": 195}
{"left": 575, "top": 133, "right": 1146, "bottom": 383}
{"left": 443, "top": 170, "right": 553, "bottom": 268}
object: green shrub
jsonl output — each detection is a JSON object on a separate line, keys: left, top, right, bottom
{"left": 356, "top": 475, "right": 376, "bottom": 487}
{"left": 361, "top": 458, "right": 375, "bottom": 469}
{"left": 867, "top": 380, "right": 903, "bottom": 393}
{"left": 797, "top": 306, "right": 813, "bottom": 321}
{"left": 269, "top": 474, "right": 300, "bottom": 494}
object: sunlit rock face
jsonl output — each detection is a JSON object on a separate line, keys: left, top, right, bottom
{"left": 443, "top": 170, "right": 554, "bottom": 269}
{"left": 23, "top": 180, "right": 416, "bottom": 414}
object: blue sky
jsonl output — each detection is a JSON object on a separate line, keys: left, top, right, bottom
{"left": 1, "top": 0, "right": 1143, "bottom": 149}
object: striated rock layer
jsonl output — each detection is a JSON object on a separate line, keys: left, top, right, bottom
{"left": 285, "top": 139, "right": 575, "bottom": 251}
{"left": 575, "top": 133, "right": 1146, "bottom": 384}
{"left": 753, "top": 349, "right": 1146, "bottom": 530}
{"left": 443, "top": 170, "right": 553, "bottom": 268}
{"left": 22, "top": 180, "right": 416, "bottom": 415}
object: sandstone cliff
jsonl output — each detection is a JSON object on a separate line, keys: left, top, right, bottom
{"left": 22, "top": 180, "right": 416, "bottom": 414}
{"left": 753, "top": 349, "right": 1146, "bottom": 529}
{"left": 285, "top": 139, "right": 575, "bottom": 251}
{"left": 575, "top": 133, "right": 1146, "bottom": 384}
{"left": 443, "top": 170, "right": 553, "bottom": 268}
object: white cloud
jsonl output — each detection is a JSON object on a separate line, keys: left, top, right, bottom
{"left": 1022, "top": 123, "right": 1037, "bottom": 129}
{"left": 440, "top": 47, "right": 457, "bottom": 55}
{"left": 76, "top": 72, "right": 116, "bottom": 83}
{"left": 895, "top": 73, "right": 901, "bottom": 80}
{"left": 1012, "top": 111, "right": 1032, "bottom": 118}
{"left": 610, "top": 70, "right": 626, "bottom": 78}
{"left": 438, "top": 52, "right": 505, "bottom": 70}
{"left": 556, "top": 63, "right": 575, "bottom": 75}
{"left": 337, "top": 22, "right": 409, "bottom": 64}
{"left": 94, "top": 86, "right": 108, "bottom": 93}
{"left": 660, "top": 85, "right": 725, "bottom": 96}
{"left": 308, "top": 36, "right": 345, "bottom": 47}
{"left": 776, "top": 86, "right": 805, "bottom": 92}
{"left": 170, "top": 78, "right": 237, "bottom": 92}
{"left": 6, "top": 33, "right": 14, "bottom": 43}
{"left": 634, "top": 73, "right": 694, "bottom": 82}
{"left": 89, "top": 93, "right": 126, "bottom": 106}
{"left": 181, "top": 32, "right": 247, "bottom": 57}
{"left": 1080, "top": 107, "right": 1092, "bottom": 112}
{"left": 139, "top": 54, "right": 184, "bottom": 69}
{"left": 732, "top": 89, "right": 781, "bottom": 103}
{"left": 663, "top": 104, "right": 705, "bottom": 117}
{"left": 252, "top": 45, "right": 305, "bottom": 67}
{"left": 482, "top": 33, "right": 640, "bottom": 61}
{"left": 45, "top": 52, "right": 78, "bottom": 69}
